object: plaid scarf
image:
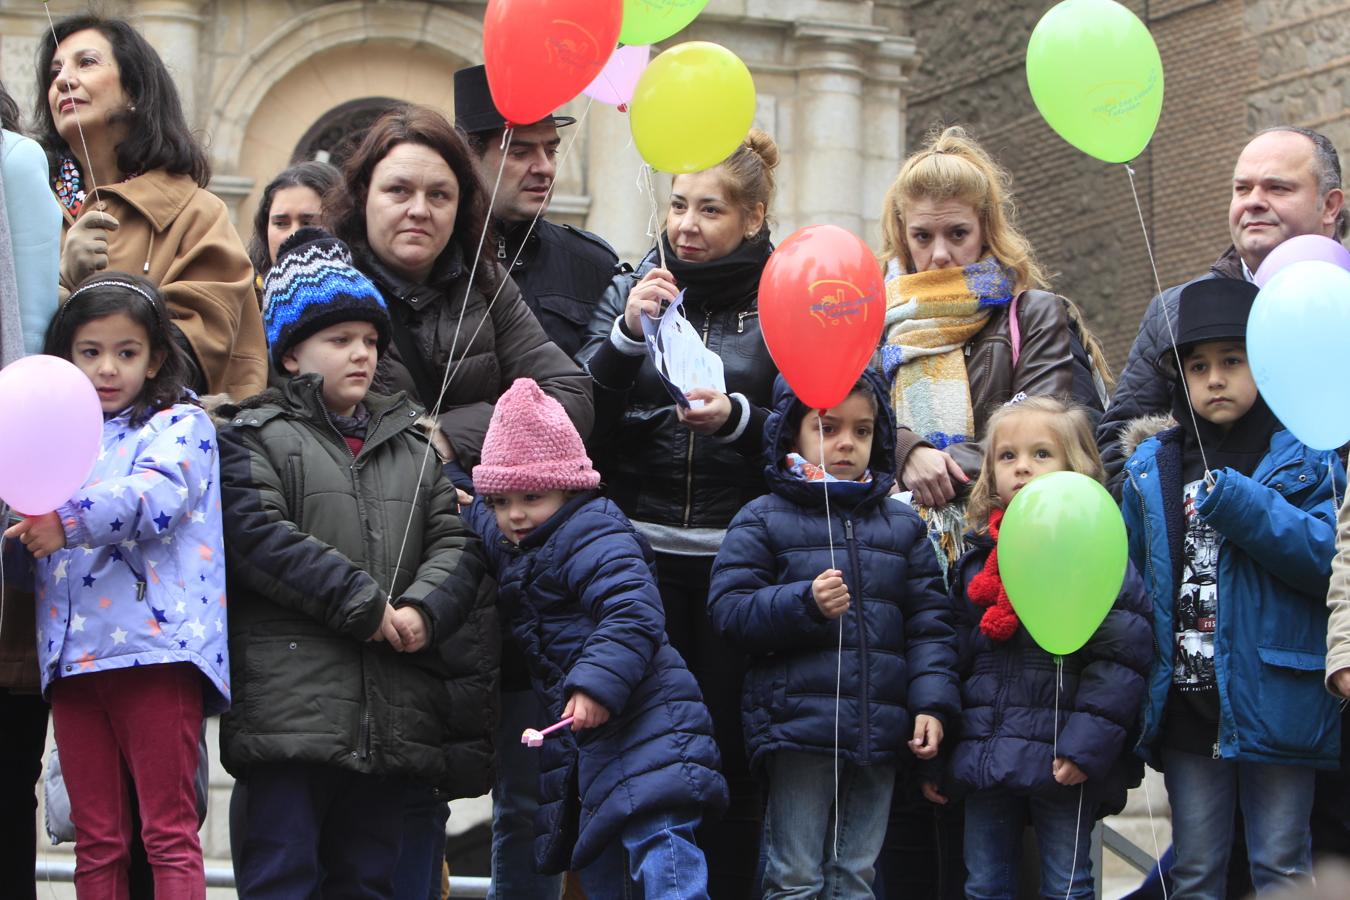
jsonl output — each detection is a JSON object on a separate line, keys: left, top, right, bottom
{"left": 881, "top": 256, "right": 1015, "bottom": 452}
{"left": 882, "top": 257, "right": 1015, "bottom": 569}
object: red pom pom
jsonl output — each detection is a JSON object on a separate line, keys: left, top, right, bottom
{"left": 980, "top": 598, "right": 1019, "bottom": 642}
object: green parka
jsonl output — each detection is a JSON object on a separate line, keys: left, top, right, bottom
{"left": 216, "top": 375, "right": 497, "bottom": 794}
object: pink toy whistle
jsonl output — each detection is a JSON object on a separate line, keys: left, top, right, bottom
{"left": 521, "top": 716, "right": 575, "bottom": 748}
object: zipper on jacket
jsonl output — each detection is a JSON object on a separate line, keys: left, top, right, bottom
{"left": 736, "top": 310, "right": 758, "bottom": 334}
{"left": 681, "top": 310, "right": 714, "bottom": 527}
{"left": 360, "top": 709, "right": 372, "bottom": 760}
{"left": 843, "top": 517, "right": 871, "bottom": 758}
{"left": 497, "top": 235, "right": 507, "bottom": 261}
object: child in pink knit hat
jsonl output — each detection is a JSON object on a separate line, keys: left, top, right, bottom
{"left": 467, "top": 378, "right": 727, "bottom": 898}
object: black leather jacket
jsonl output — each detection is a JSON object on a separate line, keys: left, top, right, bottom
{"left": 579, "top": 245, "right": 779, "bottom": 530}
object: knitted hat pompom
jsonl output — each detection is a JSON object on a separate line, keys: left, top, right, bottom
{"left": 263, "top": 226, "right": 391, "bottom": 369}
{"left": 473, "top": 378, "right": 601, "bottom": 494}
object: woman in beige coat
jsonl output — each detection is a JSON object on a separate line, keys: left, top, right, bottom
{"left": 37, "top": 13, "right": 266, "bottom": 400}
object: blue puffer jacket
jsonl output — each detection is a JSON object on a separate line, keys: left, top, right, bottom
{"left": 1123, "top": 424, "right": 1344, "bottom": 769}
{"left": 707, "top": 370, "right": 961, "bottom": 772}
{"left": 466, "top": 493, "right": 726, "bottom": 873}
{"left": 944, "top": 535, "right": 1151, "bottom": 816}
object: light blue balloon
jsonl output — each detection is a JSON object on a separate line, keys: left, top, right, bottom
{"left": 1247, "top": 260, "right": 1350, "bottom": 450}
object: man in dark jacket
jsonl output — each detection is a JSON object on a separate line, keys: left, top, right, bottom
{"left": 453, "top": 63, "right": 619, "bottom": 900}
{"left": 454, "top": 65, "right": 619, "bottom": 360}
{"left": 1097, "top": 127, "right": 1346, "bottom": 490}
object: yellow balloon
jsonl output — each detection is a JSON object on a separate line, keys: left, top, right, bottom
{"left": 630, "top": 42, "right": 756, "bottom": 174}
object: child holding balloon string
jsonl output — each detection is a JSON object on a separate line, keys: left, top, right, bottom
{"left": 707, "top": 369, "right": 961, "bottom": 898}
{"left": 1121, "top": 277, "right": 1344, "bottom": 897}
{"left": 924, "top": 394, "right": 1151, "bottom": 899}
{"left": 3, "top": 272, "right": 228, "bottom": 896}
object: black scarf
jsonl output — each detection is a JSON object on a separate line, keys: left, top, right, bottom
{"left": 661, "top": 230, "right": 772, "bottom": 313}
{"left": 1172, "top": 385, "right": 1279, "bottom": 480}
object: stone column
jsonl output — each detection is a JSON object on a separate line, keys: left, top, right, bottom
{"left": 133, "top": 0, "right": 206, "bottom": 126}
{"left": 861, "top": 37, "right": 918, "bottom": 246}
{"left": 791, "top": 22, "right": 889, "bottom": 236}
{"left": 585, "top": 102, "right": 664, "bottom": 264}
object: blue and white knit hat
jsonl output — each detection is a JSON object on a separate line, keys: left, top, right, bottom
{"left": 262, "top": 227, "right": 391, "bottom": 369}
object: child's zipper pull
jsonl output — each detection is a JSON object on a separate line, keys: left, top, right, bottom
{"left": 497, "top": 236, "right": 507, "bottom": 260}
{"left": 136, "top": 581, "right": 147, "bottom": 601}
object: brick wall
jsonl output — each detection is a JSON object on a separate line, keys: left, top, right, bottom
{"left": 898, "top": 0, "right": 1275, "bottom": 369}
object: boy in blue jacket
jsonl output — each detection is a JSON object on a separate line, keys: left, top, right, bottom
{"left": 1121, "top": 278, "right": 1345, "bottom": 899}
{"left": 464, "top": 377, "right": 726, "bottom": 900}
{"left": 707, "top": 371, "right": 960, "bottom": 898}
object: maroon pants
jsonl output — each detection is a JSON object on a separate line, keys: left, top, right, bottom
{"left": 51, "top": 662, "right": 205, "bottom": 900}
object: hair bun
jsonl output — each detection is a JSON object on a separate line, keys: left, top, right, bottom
{"left": 744, "top": 128, "right": 780, "bottom": 171}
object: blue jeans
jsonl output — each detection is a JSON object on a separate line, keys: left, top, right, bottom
{"left": 761, "top": 750, "right": 895, "bottom": 899}
{"left": 1163, "top": 748, "right": 1315, "bottom": 898}
{"left": 489, "top": 689, "right": 562, "bottom": 900}
{"left": 963, "top": 788, "right": 1094, "bottom": 899}
{"left": 579, "top": 807, "right": 708, "bottom": 900}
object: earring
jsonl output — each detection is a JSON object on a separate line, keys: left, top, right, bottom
{"left": 146, "top": 370, "right": 156, "bottom": 378}
{"left": 128, "top": 104, "right": 137, "bottom": 113}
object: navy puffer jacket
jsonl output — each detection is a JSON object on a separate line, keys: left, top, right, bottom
{"left": 944, "top": 535, "right": 1151, "bottom": 816}
{"left": 707, "top": 370, "right": 961, "bottom": 771}
{"left": 466, "top": 493, "right": 726, "bottom": 872}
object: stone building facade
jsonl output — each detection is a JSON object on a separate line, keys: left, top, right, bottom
{"left": 0, "top": 0, "right": 917, "bottom": 268}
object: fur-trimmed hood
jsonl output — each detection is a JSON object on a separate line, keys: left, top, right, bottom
{"left": 1117, "top": 414, "right": 1177, "bottom": 460}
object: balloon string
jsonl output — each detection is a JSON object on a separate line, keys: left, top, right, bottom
{"left": 643, "top": 164, "right": 668, "bottom": 270}
{"left": 818, "top": 415, "right": 842, "bottom": 861}
{"left": 1124, "top": 163, "right": 1214, "bottom": 481}
{"left": 391, "top": 98, "right": 596, "bottom": 571}
{"left": 43, "top": 1, "right": 104, "bottom": 211}
{"left": 1141, "top": 769, "right": 1170, "bottom": 900}
{"left": 1065, "top": 784, "right": 1085, "bottom": 900}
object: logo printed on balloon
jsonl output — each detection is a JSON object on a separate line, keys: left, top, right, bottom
{"left": 808, "top": 281, "right": 874, "bottom": 327}
{"left": 1087, "top": 69, "right": 1159, "bottom": 120}
{"left": 544, "top": 20, "right": 604, "bottom": 73}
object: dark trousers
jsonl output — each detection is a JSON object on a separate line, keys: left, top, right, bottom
{"left": 874, "top": 774, "right": 966, "bottom": 899}
{"left": 654, "top": 552, "right": 762, "bottom": 899}
{"left": 0, "top": 689, "right": 48, "bottom": 900}
{"left": 392, "top": 784, "right": 449, "bottom": 900}
{"left": 234, "top": 762, "right": 408, "bottom": 900}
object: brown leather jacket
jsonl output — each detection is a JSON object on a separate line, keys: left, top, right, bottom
{"left": 894, "top": 289, "right": 1075, "bottom": 485}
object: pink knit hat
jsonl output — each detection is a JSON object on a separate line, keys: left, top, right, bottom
{"left": 473, "top": 378, "right": 601, "bottom": 494}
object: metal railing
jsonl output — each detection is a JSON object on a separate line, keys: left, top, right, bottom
{"left": 35, "top": 861, "right": 492, "bottom": 897}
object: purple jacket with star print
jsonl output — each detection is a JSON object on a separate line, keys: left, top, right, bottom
{"left": 34, "top": 401, "right": 230, "bottom": 714}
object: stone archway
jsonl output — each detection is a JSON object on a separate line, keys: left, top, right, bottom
{"left": 292, "top": 96, "right": 404, "bottom": 169}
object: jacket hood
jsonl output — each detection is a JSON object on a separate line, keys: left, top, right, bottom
{"left": 1118, "top": 415, "right": 1179, "bottom": 460}
{"left": 761, "top": 368, "right": 897, "bottom": 507}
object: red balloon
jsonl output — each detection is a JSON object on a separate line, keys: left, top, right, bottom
{"left": 759, "top": 225, "right": 885, "bottom": 410}
{"left": 483, "top": 0, "right": 624, "bottom": 127}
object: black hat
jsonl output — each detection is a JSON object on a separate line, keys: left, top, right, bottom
{"left": 1174, "top": 278, "right": 1259, "bottom": 350}
{"left": 453, "top": 65, "right": 577, "bottom": 134}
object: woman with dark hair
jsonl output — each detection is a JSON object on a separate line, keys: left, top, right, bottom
{"left": 329, "top": 103, "right": 592, "bottom": 469}
{"left": 0, "top": 74, "right": 61, "bottom": 900}
{"left": 247, "top": 159, "right": 342, "bottom": 277}
{"left": 328, "top": 103, "right": 590, "bottom": 899}
{"left": 38, "top": 13, "right": 267, "bottom": 400}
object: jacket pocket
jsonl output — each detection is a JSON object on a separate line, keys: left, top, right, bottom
{"left": 243, "top": 631, "right": 360, "bottom": 737}
{"left": 535, "top": 292, "right": 592, "bottom": 326}
{"left": 1254, "top": 645, "right": 1333, "bottom": 755}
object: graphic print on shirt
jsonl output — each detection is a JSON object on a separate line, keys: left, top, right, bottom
{"left": 1174, "top": 479, "right": 1218, "bottom": 691}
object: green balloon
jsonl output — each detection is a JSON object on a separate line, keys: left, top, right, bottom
{"left": 620, "top": 0, "right": 709, "bottom": 46}
{"left": 1026, "top": 0, "right": 1164, "bottom": 164}
{"left": 999, "top": 471, "right": 1127, "bottom": 656}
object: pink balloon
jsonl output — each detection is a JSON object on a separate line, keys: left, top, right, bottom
{"left": 582, "top": 45, "right": 651, "bottom": 110}
{"left": 0, "top": 355, "right": 103, "bottom": 515}
{"left": 1254, "top": 234, "right": 1350, "bottom": 288}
